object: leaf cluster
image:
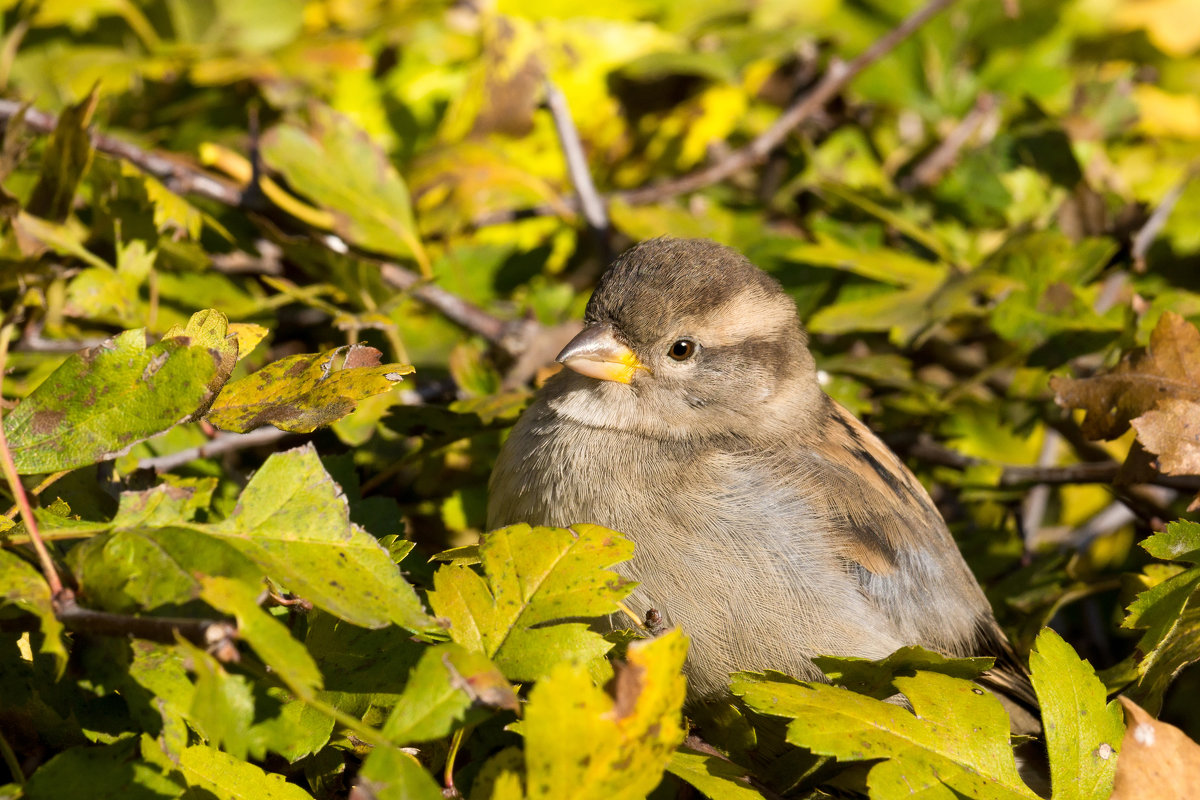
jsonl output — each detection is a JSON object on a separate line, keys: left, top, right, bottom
{"left": 2, "top": 0, "right": 1200, "bottom": 798}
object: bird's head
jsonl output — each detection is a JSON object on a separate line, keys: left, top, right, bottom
{"left": 548, "top": 238, "right": 823, "bottom": 440}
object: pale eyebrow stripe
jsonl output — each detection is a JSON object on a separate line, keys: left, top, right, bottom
{"left": 697, "top": 287, "right": 795, "bottom": 348}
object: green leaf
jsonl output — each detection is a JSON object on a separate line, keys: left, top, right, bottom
{"left": 195, "top": 443, "right": 435, "bottom": 633}
{"left": 783, "top": 232, "right": 948, "bottom": 288}
{"left": 355, "top": 746, "right": 444, "bottom": 800}
{"left": 173, "top": 742, "right": 316, "bottom": 800}
{"left": 1119, "top": 522, "right": 1200, "bottom": 712}
{"left": 1028, "top": 628, "right": 1123, "bottom": 800}
{"left": 382, "top": 643, "right": 517, "bottom": 745}
{"left": 0, "top": 548, "right": 67, "bottom": 675}
{"left": 206, "top": 344, "right": 412, "bottom": 434}
{"left": 666, "top": 749, "right": 764, "bottom": 800}
{"left": 4, "top": 311, "right": 239, "bottom": 474}
{"left": 811, "top": 645, "right": 995, "bottom": 701}
{"left": 198, "top": 576, "right": 323, "bottom": 698}
{"left": 27, "top": 88, "right": 99, "bottom": 222}
{"left": 519, "top": 630, "right": 689, "bottom": 800}
{"left": 66, "top": 522, "right": 261, "bottom": 613}
{"left": 125, "top": 641, "right": 194, "bottom": 757}
{"left": 22, "top": 738, "right": 180, "bottom": 800}
{"left": 260, "top": 104, "right": 429, "bottom": 271}
{"left": 427, "top": 523, "right": 635, "bottom": 681}
{"left": 733, "top": 670, "right": 1039, "bottom": 800}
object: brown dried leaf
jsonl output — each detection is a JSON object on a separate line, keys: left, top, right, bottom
{"left": 1051, "top": 312, "right": 1200, "bottom": 440}
{"left": 1110, "top": 697, "right": 1200, "bottom": 800}
{"left": 1131, "top": 399, "right": 1200, "bottom": 476}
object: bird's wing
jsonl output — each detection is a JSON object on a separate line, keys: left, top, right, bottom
{"left": 796, "top": 400, "right": 1041, "bottom": 731}
{"left": 806, "top": 400, "right": 959, "bottom": 577}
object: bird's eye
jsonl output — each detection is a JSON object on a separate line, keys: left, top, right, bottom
{"left": 668, "top": 339, "right": 696, "bottom": 361}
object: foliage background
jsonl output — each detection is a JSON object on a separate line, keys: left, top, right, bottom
{"left": 1, "top": 0, "right": 1200, "bottom": 797}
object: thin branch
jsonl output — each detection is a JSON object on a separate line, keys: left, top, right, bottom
{"left": 138, "top": 426, "right": 294, "bottom": 472}
{"left": 467, "top": 0, "right": 958, "bottom": 228}
{"left": 616, "top": 0, "right": 958, "bottom": 206}
{"left": 1020, "top": 428, "right": 1058, "bottom": 552}
{"left": 377, "top": 262, "right": 509, "bottom": 345}
{"left": 899, "top": 92, "right": 996, "bottom": 191}
{"left": 55, "top": 596, "right": 238, "bottom": 652}
{"left": 1132, "top": 166, "right": 1195, "bottom": 271}
{"left": 545, "top": 79, "right": 610, "bottom": 243}
{"left": 0, "top": 99, "right": 244, "bottom": 207}
{"left": 902, "top": 433, "right": 1200, "bottom": 491}
{"left": 0, "top": 322, "right": 65, "bottom": 597}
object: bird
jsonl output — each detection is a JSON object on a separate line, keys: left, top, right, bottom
{"left": 487, "top": 236, "right": 1037, "bottom": 731}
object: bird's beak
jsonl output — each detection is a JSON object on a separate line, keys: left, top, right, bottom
{"left": 556, "top": 324, "right": 647, "bottom": 384}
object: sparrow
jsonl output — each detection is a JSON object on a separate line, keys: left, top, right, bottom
{"left": 487, "top": 237, "right": 1037, "bottom": 731}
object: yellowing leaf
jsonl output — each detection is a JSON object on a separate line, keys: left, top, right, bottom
{"left": 427, "top": 524, "right": 635, "bottom": 681}
{"left": 3, "top": 310, "right": 239, "bottom": 474}
{"left": 194, "top": 444, "right": 436, "bottom": 633}
{"left": 734, "top": 669, "right": 1039, "bottom": 800}
{"left": 1132, "top": 85, "right": 1200, "bottom": 139}
{"left": 1117, "top": 0, "right": 1200, "bottom": 57}
{"left": 519, "top": 631, "right": 689, "bottom": 800}
{"left": 206, "top": 344, "right": 412, "bottom": 434}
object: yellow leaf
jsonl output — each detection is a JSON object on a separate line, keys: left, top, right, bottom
{"left": 1117, "top": 0, "right": 1200, "bottom": 57}
{"left": 1132, "top": 85, "right": 1200, "bottom": 139}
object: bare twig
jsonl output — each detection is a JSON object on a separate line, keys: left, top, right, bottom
{"left": 55, "top": 596, "right": 238, "bottom": 653}
{"left": 0, "top": 99, "right": 244, "bottom": 207}
{"left": 901, "top": 432, "right": 1200, "bottom": 491}
{"left": 617, "top": 0, "right": 958, "bottom": 205}
{"left": 1131, "top": 167, "right": 1195, "bottom": 271}
{"left": 545, "top": 79, "right": 610, "bottom": 244}
{"left": 138, "top": 426, "right": 294, "bottom": 472}
{"left": 899, "top": 93, "right": 996, "bottom": 191}
{"left": 1020, "top": 429, "right": 1059, "bottom": 552}
{"left": 14, "top": 318, "right": 108, "bottom": 353}
{"left": 0, "top": 322, "right": 65, "bottom": 598}
{"left": 469, "top": 0, "right": 958, "bottom": 227}
{"left": 377, "top": 262, "right": 509, "bottom": 345}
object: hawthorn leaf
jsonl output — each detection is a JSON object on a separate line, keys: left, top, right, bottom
{"left": 382, "top": 643, "right": 517, "bottom": 745}
{"left": 666, "top": 750, "right": 764, "bottom": 800}
{"left": 4, "top": 311, "right": 239, "bottom": 474}
{"left": 175, "top": 742, "right": 316, "bottom": 800}
{"left": 125, "top": 640, "right": 194, "bottom": 756}
{"left": 260, "top": 104, "right": 429, "bottom": 272}
{"left": 356, "top": 746, "right": 444, "bottom": 800}
{"left": 782, "top": 233, "right": 948, "bottom": 288}
{"left": 206, "top": 344, "right": 413, "bottom": 433}
{"left": 21, "top": 738, "right": 180, "bottom": 800}
{"left": 194, "top": 444, "right": 435, "bottom": 633}
{"left": 733, "top": 670, "right": 1039, "bottom": 800}
{"left": 0, "top": 548, "right": 67, "bottom": 674}
{"left": 811, "top": 645, "right": 994, "bottom": 700}
{"left": 427, "top": 523, "right": 636, "bottom": 681}
{"left": 518, "top": 630, "right": 689, "bottom": 800}
{"left": 1119, "top": 522, "right": 1200, "bottom": 712}
{"left": 1028, "top": 628, "right": 1124, "bottom": 800}
{"left": 1050, "top": 311, "right": 1200, "bottom": 441}
{"left": 27, "top": 88, "right": 98, "bottom": 222}
{"left": 66, "top": 514, "right": 262, "bottom": 613}
{"left": 199, "top": 576, "right": 323, "bottom": 698}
